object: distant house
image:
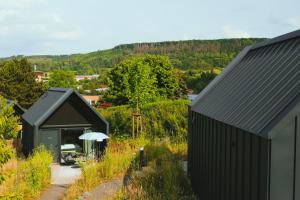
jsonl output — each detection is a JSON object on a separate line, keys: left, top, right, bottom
{"left": 188, "top": 30, "right": 300, "bottom": 200}
{"left": 75, "top": 75, "right": 99, "bottom": 82}
{"left": 99, "top": 102, "right": 113, "bottom": 109}
{"left": 21, "top": 88, "right": 109, "bottom": 162}
{"left": 82, "top": 95, "right": 101, "bottom": 106}
{"left": 95, "top": 85, "right": 109, "bottom": 92}
{"left": 34, "top": 71, "right": 48, "bottom": 82}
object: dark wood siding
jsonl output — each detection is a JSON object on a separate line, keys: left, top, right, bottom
{"left": 188, "top": 110, "right": 270, "bottom": 200}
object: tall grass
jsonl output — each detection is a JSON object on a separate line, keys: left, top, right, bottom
{"left": 114, "top": 141, "right": 195, "bottom": 200}
{"left": 0, "top": 146, "right": 53, "bottom": 200}
{"left": 63, "top": 137, "right": 148, "bottom": 200}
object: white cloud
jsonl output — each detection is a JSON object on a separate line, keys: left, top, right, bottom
{"left": 0, "top": 9, "right": 18, "bottom": 21}
{"left": 0, "top": 1, "right": 82, "bottom": 46}
{"left": 51, "top": 13, "right": 63, "bottom": 24}
{"left": 0, "top": 0, "right": 45, "bottom": 8}
{"left": 285, "top": 17, "right": 300, "bottom": 29}
{"left": 222, "top": 25, "right": 251, "bottom": 38}
{"left": 51, "top": 29, "right": 82, "bottom": 40}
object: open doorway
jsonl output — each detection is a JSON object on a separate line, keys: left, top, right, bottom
{"left": 61, "top": 128, "right": 84, "bottom": 149}
{"left": 60, "top": 128, "right": 84, "bottom": 164}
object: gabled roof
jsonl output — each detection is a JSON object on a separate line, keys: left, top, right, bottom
{"left": 191, "top": 29, "right": 300, "bottom": 138}
{"left": 22, "top": 88, "right": 108, "bottom": 127}
{"left": 6, "top": 100, "right": 26, "bottom": 116}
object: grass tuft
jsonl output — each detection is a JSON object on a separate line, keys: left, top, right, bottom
{"left": 0, "top": 145, "right": 53, "bottom": 200}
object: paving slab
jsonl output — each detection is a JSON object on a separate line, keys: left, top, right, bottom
{"left": 39, "top": 184, "right": 68, "bottom": 200}
{"left": 88, "top": 179, "right": 123, "bottom": 200}
{"left": 51, "top": 164, "right": 81, "bottom": 185}
{"left": 39, "top": 164, "right": 82, "bottom": 200}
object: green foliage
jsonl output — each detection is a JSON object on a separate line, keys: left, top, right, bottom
{"left": 100, "top": 99, "right": 189, "bottom": 140}
{"left": 108, "top": 55, "right": 158, "bottom": 108}
{"left": 0, "top": 146, "right": 53, "bottom": 200}
{"left": 48, "top": 70, "right": 77, "bottom": 88}
{"left": 0, "top": 96, "right": 19, "bottom": 140}
{"left": 6, "top": 39, "right": 264, "bottom": 73}
{"left": 20, "top": 146, "right": 53, "bottom": 193}
{"left": 0, "top": 58, "right": 45, "bottom": 108}
{"left": 116, "top": 142, "right": 196, "bottom": 200}
{"left": 0, "top": 140, "right": 14, "bottom": 184}
{"left": 78, "top": 75, "right": 108, "bottom": 95}
{"left": 106, "top": 55, "right": 186, "bottom": 106}
{"left": 0, "top": 96, "right": 19, "bottom": 184}
{"left": 184, "top": 69, "right": 219, "bottom": 93}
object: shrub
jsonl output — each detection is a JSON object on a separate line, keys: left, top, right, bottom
{"left": 0, "top": 145, "right": 53, "bottom": 200}
{"left": 100, "top": 99, "right": 189, "bottom": 140}
{"left": 20, "top": 146, "right": 53, "bottom": 194}
{"left": 115, "top": 142, "right": 196, "bottom": 200}
{"left": 0, "top": 140, "right": 14, "bottom": 184}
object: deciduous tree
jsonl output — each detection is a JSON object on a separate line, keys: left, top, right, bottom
{"left": 48, "top": 70, "right": 77, "bottom": 89}
{"left": 106, "top": 55, "right": 186, "bottom": 105}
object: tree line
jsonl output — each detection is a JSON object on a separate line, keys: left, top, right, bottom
{"left": 1, "top": 38, "right": 264, "bottom": 73}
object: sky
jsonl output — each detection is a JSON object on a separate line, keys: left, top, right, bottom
{"left": 0, "top": 0, "right": 299, "bottom": 57}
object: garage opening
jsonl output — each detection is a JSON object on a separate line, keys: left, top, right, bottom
{"left": 61, "top": 128, "right": 84, "bottom": 149}
{"left": 60, "top": 128, "right": 85, "bottom": 164}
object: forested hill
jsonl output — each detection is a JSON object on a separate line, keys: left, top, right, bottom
{"left": 3, "top": 38, "right": 265, "bottom": 73}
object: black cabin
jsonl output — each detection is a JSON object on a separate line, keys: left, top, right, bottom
{"left": 188, "top": 29, "right": 300, "bottom": 200}
{"left": 21, "top": 88, "right": 109, "bottom": 162}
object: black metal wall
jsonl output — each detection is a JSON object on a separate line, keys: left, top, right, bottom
{"left": 21, "top": 120, "right": 34, "bottom": 157}
{"left": 188, "top": 110, "right": 271, "bottom": 200}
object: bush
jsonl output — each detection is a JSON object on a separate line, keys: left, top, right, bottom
{"left": 0, "top": 145, "right": 53, "bottom": 200}
{"left": 115, "top": 142, "right": 196, "bottom": 200}
{"left": 0, "top": 140, "right": 14, "bottom": 184}
{"left": 20, "top": 146, "right": 53, "bottom": 194}
{"left": 100, "top": 99, "right": 189, "bottom": 140}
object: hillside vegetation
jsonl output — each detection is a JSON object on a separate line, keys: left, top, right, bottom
{"left": 3, "top": 38, "right": 264, "bottom": 73}
{"left": 99, "top": 99, "right": 189, "bottom": 140}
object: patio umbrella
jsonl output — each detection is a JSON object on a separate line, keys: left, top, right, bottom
{"left": 79, "top": 132, "right": 109, "bottom": 159}
{"left": 79, "top": 132, "right": 109, "bottom": 141}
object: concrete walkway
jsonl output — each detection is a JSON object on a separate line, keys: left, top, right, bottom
{"left": 87, "top": 179, "right": 123, "bottom": 200}
{"left": 51, "top": 164, "right": 81, "bottom": 185}
{"left": 39, "top": 164, "right": 81, "bottom": 200}
{"left": 39, "top": 185, "right": 68, "bottom": 200}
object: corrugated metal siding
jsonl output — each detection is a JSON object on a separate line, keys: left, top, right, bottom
{"left": 188, "top": 111, "right": 270, "bottom": 200}
{"left": 191, "top": 36, "right": 300, "bottom": 137}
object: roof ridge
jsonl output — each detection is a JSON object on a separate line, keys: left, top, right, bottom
{"left": 251, "top": 29, "right": 300, "bottom": 50}
{"left": 190, "top": 31, "right": 300, "bottom": 138}
{"left": 34, "top": 89, "right": 73, "bottom": 126}
{"left": 48, "top": 88, "right": 72, "bottom": 92}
